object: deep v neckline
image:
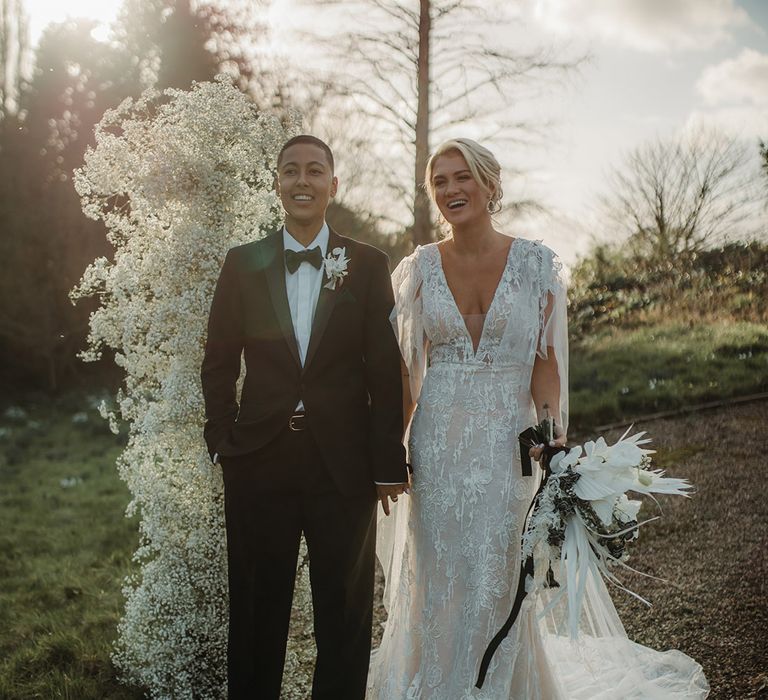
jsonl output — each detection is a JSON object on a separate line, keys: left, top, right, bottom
{"left": 435, "top": 238, "right": 518, "bottom": 358}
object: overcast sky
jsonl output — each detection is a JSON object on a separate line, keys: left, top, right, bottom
{"left": 26, "top": 0, "right": 768, "bottom": 263}
{"left": 518, "top": 0, "right": 768, "bottom": 262}
{"left": 263, "top": 0, "right": 767, "bottom": 262}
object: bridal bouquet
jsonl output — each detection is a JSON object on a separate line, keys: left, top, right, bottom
{"left": 477, "top": 420, "right": 695, "bottom": 687}
{"left": 522, "top": 421, "right": 694, "bottom": 636}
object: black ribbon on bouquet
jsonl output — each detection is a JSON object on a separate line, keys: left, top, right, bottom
{"left": 475, "top": 435, "right": 567, "bottom": 689}
{"left": 519, "top": 435, "right": 534, "bottom": 477}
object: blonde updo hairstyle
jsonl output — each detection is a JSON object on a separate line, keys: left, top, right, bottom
{"left": 425, "top": 138, "right": 503, "bottom": 215}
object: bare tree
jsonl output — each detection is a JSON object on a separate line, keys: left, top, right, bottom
{"left": 296, "top": 0, "right": 578, "bottom": 245}
{"left": 600, "top": 130, "right": 761, "bottom": 261}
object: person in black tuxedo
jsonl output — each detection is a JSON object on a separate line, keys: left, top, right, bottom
{"left": 201, "top": 134, "right": 409, "bottom": 700}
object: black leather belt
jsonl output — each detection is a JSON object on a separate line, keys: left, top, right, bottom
{"left": 289, "top": 412, "right": 307, "bottom": 431}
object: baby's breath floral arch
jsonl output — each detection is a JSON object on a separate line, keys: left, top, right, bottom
{"left": 72, "top": 79, "right": 314, "bottom": 699}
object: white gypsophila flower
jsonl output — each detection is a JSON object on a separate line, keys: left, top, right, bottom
{"left": 72, "top": 78, "right": 312, "bottom": 698}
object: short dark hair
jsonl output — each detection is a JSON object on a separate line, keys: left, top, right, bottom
{"left": 277, "top": 134, "right": 335, "bottom": 173}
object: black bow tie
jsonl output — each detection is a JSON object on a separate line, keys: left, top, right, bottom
{"left": 284, "top": 246, "right": 323, "bottom": 274}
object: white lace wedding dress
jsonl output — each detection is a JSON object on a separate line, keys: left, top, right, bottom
{"left": 368, "top": 239, "right": 709, "bottom": 699}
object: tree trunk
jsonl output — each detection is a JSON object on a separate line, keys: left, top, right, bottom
{"left": 14, "top": 0, "right": 25, "bottom": 110}
{"left": 1, "top": 0, "right": 9, "bottom": 119}
{"left": 412, "top": 0, "right": 432, "bottom": 246}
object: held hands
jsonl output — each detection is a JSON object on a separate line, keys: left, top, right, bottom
{"left": 376, "top": 482, "right": 409, "bottom": 516}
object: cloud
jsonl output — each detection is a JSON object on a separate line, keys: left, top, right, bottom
{"left": 688, "top": 49, "right": 768, "bottom": 140}
{"left": 696, "top": 48, "right": 768, "bottom": 105}
{"left": 532, "top": 0, "right": 751, "bottom": 52}
{"left": 685, "top": 106, "right": 767, "bottom": 139}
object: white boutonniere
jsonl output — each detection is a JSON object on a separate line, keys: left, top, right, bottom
{"left": 323, "top": 247, "right": 350, "bottom": 290}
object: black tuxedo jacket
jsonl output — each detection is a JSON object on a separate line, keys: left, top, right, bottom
{"left": 200, "top": 227, "right": 408, "bottom": 494}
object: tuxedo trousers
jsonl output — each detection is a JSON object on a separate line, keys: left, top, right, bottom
{"left": 221, "top": 423, "right": 377, "bottom": 700}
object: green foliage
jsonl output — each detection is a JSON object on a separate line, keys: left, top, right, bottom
{"left": 569, "top": 241, "right": 768, "bottom": 339}
{"left": 570, "top": 321, "right": 768, "bottom": 430}
{"left": 0, "top": 397, "right": 143, "bottom": 699}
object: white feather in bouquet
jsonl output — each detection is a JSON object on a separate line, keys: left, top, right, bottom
{"left": 522, "top": 426, "right": 694, "bottom": 638}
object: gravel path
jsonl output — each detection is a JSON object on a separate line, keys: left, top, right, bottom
{"left": 372, "top": 400, "right": 768, "bottom": 699}
{"left": 607, "top": 400, "right": 768, "bottom": 700}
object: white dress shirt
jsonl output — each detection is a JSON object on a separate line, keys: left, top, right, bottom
{"left": 283, "top": 223, "right": 329, "bottom": 370}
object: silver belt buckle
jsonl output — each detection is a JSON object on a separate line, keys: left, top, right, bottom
{"left": 289, "top": 413, "right": 306, "bottom": 431}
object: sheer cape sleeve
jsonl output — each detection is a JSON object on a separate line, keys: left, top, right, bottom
{"left": 375, "top": 248, "right": 426, "bottom": 615}
{"left": 389, "top": 248, "right": 427, "bottom": 404}
{"left": 536, "top": 244, "right": 569, "bottom": 438}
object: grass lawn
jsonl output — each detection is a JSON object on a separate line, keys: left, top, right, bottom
{"left": 0, "top": 397, "right": 144, "bottom": 700}
{"left": 1, "top": 319, "right": 766, "bottom": 697}
{"left": 570, "top": 320, "right": 768, "bottom": 431}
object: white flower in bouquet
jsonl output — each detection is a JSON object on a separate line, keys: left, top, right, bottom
{"left": 549, "top": 445, "right": 580, "bottom": 474}
{"left": 614, "top": 493, "right": 642, "bottom": 524}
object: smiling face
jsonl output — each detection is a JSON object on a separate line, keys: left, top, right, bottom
{"left": 429, "top": 150, "right": 493, "bottom": 227}
{"left": 276, "top": 142, "right": 338, "bottom": 232}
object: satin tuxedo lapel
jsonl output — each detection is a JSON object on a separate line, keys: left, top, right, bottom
{"left": 304, "top": 227, "right": 344, "bottom": 370}
{"left": 263, "top": 232, "right": 301, "bottom": 368}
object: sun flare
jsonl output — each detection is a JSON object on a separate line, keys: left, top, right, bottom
{"left": 26, "top": 0, "right": 122, "bottom": 45}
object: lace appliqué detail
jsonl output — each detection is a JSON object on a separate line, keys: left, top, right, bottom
{"left": 372, "top": 238, "right": 709, "bottom": 700}
{"left": 370, "top": 239, "right": 560, "bottom": 699}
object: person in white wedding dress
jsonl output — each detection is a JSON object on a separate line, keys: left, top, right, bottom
{"left": 367, "top": 138, "right": 709, "bottom": 699}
